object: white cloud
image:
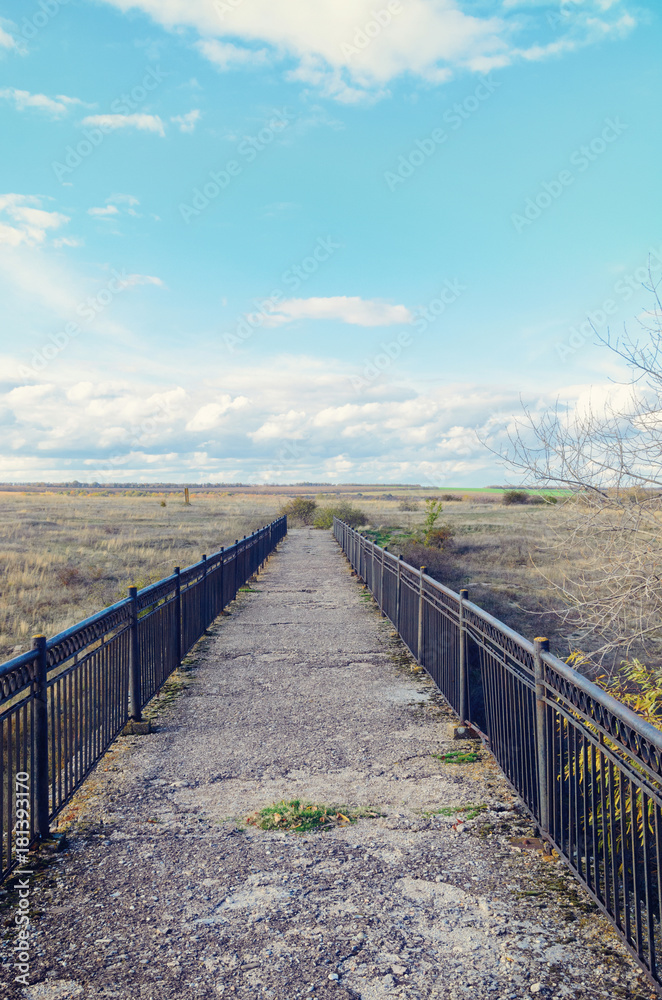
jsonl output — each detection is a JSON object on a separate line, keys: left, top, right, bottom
{"left": 0, "top": 355, "right": 579, "bottom": 484}
{"left": 88, "top": 205, "right": 120, "bottom": 218}
{"left": 0, "top": 350, "right": 609, "bottom": 485}
{"left": 249, "top": 409, "right": 308, "bottom": 442}
{"left": 53, "top": 236, "right": 84, "bottom": 249}
{"left": 260, "top": 296, "right": 413, "bottom": 328}
{"left": 97, "top": 0, "right": 637, "bottom": 101}
{"left": 109, "top": 193, "right": 140, "bottom": 206}
{"left": 88, "top": 194, "right": 142, "bottom": 222}
{"left": 0, "top": 26, "right": 17, "bottom": 50}
{"left": 122, "top": 273, "right": 165, "bottom": 288}
{"left": 196, "top": 39, "right": 270, "bottom": 71}
{"left": 82, "top": 113, "right": 166, "bottom": 136}
{"left": 0, "top": 88, "right": 85, "bottom": 117}
{"left": 170, "top": 109, "right": 202, "bottom": 132}
{"left": 185, "top": 396, "right": 250, "bottom": 431}
{"left": 0, "top": 194, "right": 70, "bottom": 247}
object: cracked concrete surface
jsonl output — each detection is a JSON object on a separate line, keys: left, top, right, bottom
{"left": 0, "top": 528, "right": 652, "bottom": 1000}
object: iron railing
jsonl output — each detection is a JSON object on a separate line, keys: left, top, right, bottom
{"left": 0, "top": 516, "right": 286, "bottom": 880}
{"left": 334, "top": 517, "right": 662, "bottom": 991}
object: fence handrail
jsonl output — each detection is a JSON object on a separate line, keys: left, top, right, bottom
{"left": 44, "top": 595, "right": 132, "bottom": 653}
{"left": 541, "top": 646, "right": 662, "bottom": 751}
{"left": 0, "top": 646, "right": 38, "bottom": 682}
{"left": 333, "top": 516, "right": 662, "bottom": 991}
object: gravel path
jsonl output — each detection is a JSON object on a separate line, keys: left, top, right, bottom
{"left": 1, "top": 528, "right": 652, "bottom": 1000}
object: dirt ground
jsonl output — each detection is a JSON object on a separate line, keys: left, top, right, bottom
{"left": 0, "top": 528, "right": 652, "bottom": 1000}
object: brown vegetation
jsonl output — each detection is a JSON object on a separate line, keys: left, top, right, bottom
{"left": 0, "top": 491, "right": 281, "bottom": 660}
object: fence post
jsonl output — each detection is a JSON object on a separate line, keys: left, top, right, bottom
{"left": 395, "top": 555, "right": 402, "bottom": 632}
{"left": 417, "top": 566, "right": 426, "bottom": 666}
{"left": 174, "top": 567, "right": 182, "bottom": 664}
{"left": 128, "top": 586, "right": 142, "bottom": 721}
{"left": 459, "top": 588, "right": 468, "bottom": 724}
{"left": 534, "top": 637, "right": 550, "bottom": 833}
{"left": 202, "top": 555, "right": 208, "bottom": 630}
{"left": 32, "top": 634, "right": 50, "bottom": 839}
{"left": 380, "top": 547, "right": 385, "bottom": 615}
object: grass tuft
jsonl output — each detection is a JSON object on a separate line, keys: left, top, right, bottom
{"left": 245, "top": 799, "right": 382, "bottom": 833}
{"left": 423, "top": 803, "right": 486, "bottom": 820}
{"left": 433, "top": 749, "right": 480, "bottom": 764}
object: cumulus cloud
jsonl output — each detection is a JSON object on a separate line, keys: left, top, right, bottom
{"left": 0, "top": 194, "right": 70, "bottom": 247}
{"left": 81, "top": 113, "right": 166, "bottom": 136}
{"left": 185, "top": 396, "right": 250, "bottom": 431}
{"left": 0, "top": 88, "right": 86, "bottom": 117}
{"left": 260, "top": 296, "right": 413, "bottom": 328}
{"left": 97, "top": 0, "right": 637, "bottom": 101}
{"left": 0, "top": 344, "right": 603, "bottom": 484}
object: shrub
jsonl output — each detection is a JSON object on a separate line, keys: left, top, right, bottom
{"left": 425, "top": 525, "right": 454, "bottom": 549}
{"left": 440, "top": 494, "right": 463, "bottom": 502}
{"left": 398, "top": 499, "right": 419, "bottom": 511}
{"left": 423, "top": 498, "right": 443, "bottom": 544}
{"left": 314, "top": 501, "right": 367, "bottom": 529}
{"left": 525, "top": 493, "right": 559, "bottom": 506}
{"left": 280, "top": 496, "right": 318, "bottom": 525}
{"left": 502, "top": 490, "right": 530, "bottom": 505}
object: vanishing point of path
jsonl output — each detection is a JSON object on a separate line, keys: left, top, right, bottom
{"left": 2, "top": 529, "right": 650, "bottom": 1000}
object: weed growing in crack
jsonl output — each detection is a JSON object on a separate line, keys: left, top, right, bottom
{"left": 245, "top": 799, "right": 382, "bottom": 833}
{"left": 433, "top": 749, "right": 480, "bottom": 764}
{"left": 422, "top": 804, "right": 486, "bottom": 820}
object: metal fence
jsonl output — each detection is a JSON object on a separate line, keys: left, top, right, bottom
{"left": 334, "top": 517, "right": 662, "bottom": 991}
{"left": 0, "top": 516, "right": 286, "bottom": 880}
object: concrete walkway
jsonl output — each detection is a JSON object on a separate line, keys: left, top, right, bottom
{"left": 2, "top": 529, "right": 648, "bottom": 1000}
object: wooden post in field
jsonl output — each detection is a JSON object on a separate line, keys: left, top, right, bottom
{"left": 184, "top": 487, "right": 190, "bottom": 505}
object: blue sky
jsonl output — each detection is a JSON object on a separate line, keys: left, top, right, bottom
{"left": 0, "top": 0, "right": 660, "bottom": 485}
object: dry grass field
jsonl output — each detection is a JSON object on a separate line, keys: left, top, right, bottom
{"left": 0, "top": 490, "right": 282, "bottom": 661}
{"left": 0, "top": 485, "right": 600, "bottom": 669}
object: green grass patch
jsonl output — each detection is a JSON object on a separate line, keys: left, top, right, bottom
{"left": 362, "top": 526, "right": 418, "bottom": 548}
{"left": 423, "top": 803, "right": 486, "bottom": 821}
{"left": 245, "top": 799, "right": 382, "bottom": 833}
{"left": 433, "top": 749, "right": 480, "bottom": 764}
